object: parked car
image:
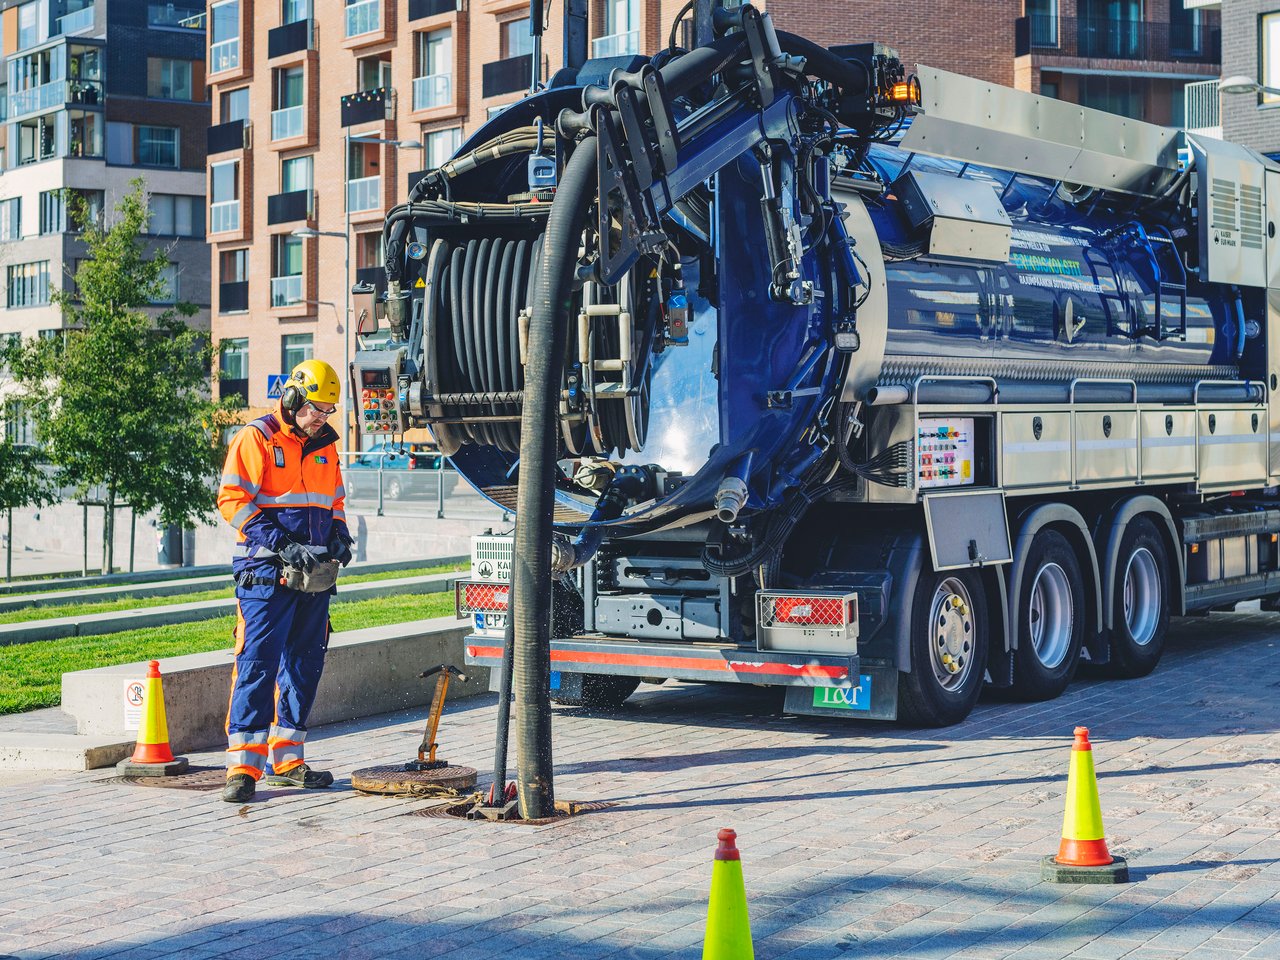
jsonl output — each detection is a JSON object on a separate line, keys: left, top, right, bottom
{"left": 342, "top": 442, "right": 458, "bottom": 500}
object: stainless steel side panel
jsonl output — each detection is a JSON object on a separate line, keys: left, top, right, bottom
{"left": 1140, "top": 409, "right": 1197, "bottom": 482}
{"left": 1002, "top": 412, "right": 1072, "bottom": 490}
{"left": 1074, "top": 410, "right": 1138, "bottom": 486}
{"left": 1198, "top": 408, "right": 1268, "bottom": 490}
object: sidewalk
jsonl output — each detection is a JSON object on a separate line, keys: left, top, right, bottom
{"left": 1, "top": 609, "right": 1278, "bottom": 959}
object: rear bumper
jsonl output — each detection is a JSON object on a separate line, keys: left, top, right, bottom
{"left": 463, "top": 636, "right": 859, "bottom": 686}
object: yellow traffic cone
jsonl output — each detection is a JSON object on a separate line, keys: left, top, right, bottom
{"left": 116, "top": 660, "right": 189, "bottom": 777}
{"left": 1041, "top": 726, "right": 1128, "bottom": 883}
{"left": 703, "top": 828, "right": 754, "bottom": 959}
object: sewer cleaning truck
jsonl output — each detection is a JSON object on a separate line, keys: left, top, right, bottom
{"left": 352, "top": 2, "right": 1280, "bottom": 736}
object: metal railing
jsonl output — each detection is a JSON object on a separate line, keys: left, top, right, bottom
{"left": 210, "top": 37, "right": 240, "bottom": 73}
{"left": 1184, "top": 78, "right": 1221, "bottom": 137}
{"left": 336, "top": 451, "right": 506, "bottom": 520}
{"left": 1017, "top": 15, "right": 1220, "bottom": 63}
{"left": 347, "top": 175, "right": 381, "bottom": 212}
{"left": 270, "top": 275, "right": 303, "bottom": 307}
{"left": 57, "top": 6, "right": 96, "bottom": 34}
{"left": 271, "top": 104, "right": 304, "bottom": 140}
{"left": 413, "top": 73, "right": 451, "bottom": 110}
{"left": 210, "top": 200, "right": 240, "bottom": 233}
{"left": 592, "top": 29, "right": 640, "bottom": 58}
{"left": 345, "top": 0, "right": 380, "bottom": 38}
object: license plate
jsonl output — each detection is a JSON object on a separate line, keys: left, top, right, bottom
{"left": 474, "top": 612, "right": 507, "bottom": 635}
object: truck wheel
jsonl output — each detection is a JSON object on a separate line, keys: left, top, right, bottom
{"left": 1010, "top": 530, "right": 1085, "bottom": 701}
{"left": 899, "top": 568, "right": 989, "bottom": 727}
{"left": 1105, "top": 517, "right": 1168, "bottom": 679}
{"left": 551, "top": 675, "right": 641, "bottom": 708}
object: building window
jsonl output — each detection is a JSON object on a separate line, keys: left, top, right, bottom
{"left": 501, "top": 18, "right": 534, "bottom": 59}
{"left": 283, "top": 0, "right": 312, "bottom": 23}
{"left": 65, "top": 189, "right": 104, "bottom": 230}
{"left": 106, "top": 121, "right": 133, "bottom": 164}
{"left": 211, "top": 159, "right": 241, "bottom": 232}
{"left": 345, "top": 0, "right": 380, "bottom": 39}
{"left": 137, "top": 126, "right": 180, "bottom": 167}
{"left": 210, "top": 0, "right": 241, "bottom": 73}
{"left": 148, "top": 59, "right": 194, "bottom": 101}
{"left": 414, "top": 30, "right": 452, "bottom": 110}
{"left": 0, "top": 199, "right": 20, "bottom": 241}
{"left": 149, "top": 4, "right": 205, "bottom": 30}
{"left": 281, "top": 332, "right": 313, "bottom": 371}
{"left": 17, "top": 2, "right": 43, "bottom": 51}
{"left": 221, "top": 248, "right": 248, "bottom": 283}
{"left": 221, "top": 87, "right": 250, "bottom": 123}
{"left": 149, "top": 194, "right": 204, "bottom": 237}
{"left": 272, "top": 67, "right": 305, "bottom": 140}
{"left": 39, "top": 190, "right": 65, "bottom": 235}
{"left": 425, "top": 127, "right": 461, "bottom": 168}
{"left": 595, "top": 0, "right": 639, "bottom": 58}
{"left": 356, "top": 230, "right": 384, "bottom": 269}
{"left": 357, "top": 55, "right": 392, "bottom": 93}
{"left": 271, "top": 234, "right": 304, "bottom": 307}
{"left": 1264, "top": 13, "right": 1280, "bottom": 106}
{"left": 7, "top": 260, "right": 50, "bottom": 307}
{"left": 282, "top": 155, "right": 313, "bottom": 193}
{"left": 221, "top": 337, "right": 249, "bottom": 378}
{"left": 1026, "top": 0, "right": 1058, "bottom": 47}
{"left": 150, "top": 263, "right": 180, "bottom": 304}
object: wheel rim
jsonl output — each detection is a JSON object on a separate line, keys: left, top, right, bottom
{"left": 1028, "top": 562, "right": 1073, "bottom": 669}
{"left": 1123, "top": 547, "right": 1160, "bottom": 646}
{"left": 928, "top": 578, "right": 976, "bottom": 692}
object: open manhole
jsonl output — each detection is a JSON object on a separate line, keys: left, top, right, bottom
{"left": 96, "top": 767, "right": 226, "bottom": 791}
{"left": 352, "top": 763, "right": 478, "bottom": 796}
{"left": 408, "top": 799, "right": 615, "bottom": 825}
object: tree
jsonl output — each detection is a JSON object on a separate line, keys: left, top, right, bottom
{"left": 6, "top": 180, "right": 239, "bottom": 574}
{"left": 0, "top": 397, "right": 55, "bottom": 581}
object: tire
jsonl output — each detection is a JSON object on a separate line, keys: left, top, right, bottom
{"left": 1010, "top": 529, "right": 1085, "bottom": 701}
{"left": 898, "top": 567, "right": 990, "bottom": 727}
{"left": 551, "top": 674, "right": 641, "bottom": 708}
{"left": 1104, "top": 516, "right": 1169, "bottom": 679}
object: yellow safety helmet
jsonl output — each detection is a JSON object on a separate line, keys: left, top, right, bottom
{"left": 283, "top": 358, "right": 342, "bottom": 412}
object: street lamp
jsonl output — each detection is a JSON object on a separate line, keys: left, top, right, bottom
{"left": 1219, "top": 75, "right": 1280, "bottom": 98}
{"left": 292, "top": 228, "right": 352, "bottom": 449}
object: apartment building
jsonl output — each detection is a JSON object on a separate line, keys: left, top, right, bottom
{"left": 209, "top": 0, "right": 1218, "bottom": 429}
{"left": 0, "top": 0, "right": 210, "bottom": 344}
{"left": 1202, "top": 1, "right": 1280, "bottom": 156}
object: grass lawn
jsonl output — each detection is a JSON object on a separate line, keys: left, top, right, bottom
{"left": 0, "top": 591, "right": 459, "bottom": 715}
{"left": 0, "top": 563, "right": 465, "bottom": 625}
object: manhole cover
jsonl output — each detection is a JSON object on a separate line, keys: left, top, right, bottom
{"left": 409, "top": 799, "right": 614, "bottom": 825}
{"left": 96, "top": 767, "right": 226, "bottom": 791}
{"left": 351, "top": 764, "right": 478, "bottom": 796}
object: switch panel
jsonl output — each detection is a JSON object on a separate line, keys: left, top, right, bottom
{"left": 917, "top": 417, "right": 975, "bottom": 489}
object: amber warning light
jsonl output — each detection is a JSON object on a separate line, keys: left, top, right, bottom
{"left": 889, "top": 77, "right": 921, "bottom": 106}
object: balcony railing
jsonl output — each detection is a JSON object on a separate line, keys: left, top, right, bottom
{"left": 271, "top": 105, "right": 304, "bottom": 140}
{"left": 269, "top": 18, "right": 315, "bottom": 58}
{"left": 207, "top": 118, "right": 247, "bottom": 154}
{"left": 1184, "top": 77, "right": 1221, "bottom": 137}
{"left": 482, "top": 54, "right": 532, "bottom": 98}
{"left": 345, "top": 0, "right": 380, "bottom": 38}
{"left": 409, "top": 0, "right": 456, "bottom": 20}
{"left": 9, "top": 82, "right": 67, "bottom": 119}
{"left": 57, "top": 6, "right": 96, "bottom": 35}
{"left": 267, "top": 189, "right": 313, "bottom": 225}
{"left": 347, "top": 175, "right": 381, "bottom": 213}
{"left": 591, "top": 30, "right": 640, "bottom": 59}
{"left": 340, "top": 86, "right": 392, "bottom": 126}
{"left": 149, "top": 5, "right": 204, "bottom": 30}
{"left": 210, "top": 37, "right": 240, "bottom": 73}
{"left": 271, "top": 275, "right": 303, "bottom": 307}
{"left": 412, "top": 73, "right": 451, "bottom": 110}
{"left": 210, "top": 200, "right": 240, "bottom": 233}
{"left": 1016, "top": 15, "right": 1220, "bottom": 64}
{"left": 219, "top": 281, "right": 249, "bottom": 313}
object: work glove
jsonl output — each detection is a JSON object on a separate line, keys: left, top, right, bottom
{"left": 326, "top": 530, "right": 354, "bottom": 567}
{"left": 279, "top": 540, "right": 317, "bottom": 572}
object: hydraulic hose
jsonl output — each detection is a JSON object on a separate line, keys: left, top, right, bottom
{"left": 773, "top": 31, "right": 871, "bottom": 95}
{"left": 513, "top": 135, "right": 598, "bottom": 821}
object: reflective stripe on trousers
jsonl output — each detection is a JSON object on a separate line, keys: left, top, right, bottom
{"left": 227, "top": 730, "right": 269, "bottom": 780}
{"left": 268, "top": 724, "right": 307, "bottom": 774}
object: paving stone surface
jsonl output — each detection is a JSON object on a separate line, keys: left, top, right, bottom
{"left": 1, "top": 610, "right": 1278, "bottom": 959}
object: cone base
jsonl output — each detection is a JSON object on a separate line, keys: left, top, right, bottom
{"left": 1056, "top": 836, "right": 1114, "bottom": 867}
{"left": 1041, "top": 854, "right": 1129, "bottom": 884}
{"left": 115, "top": 757, "right": 189, "bottom": 778}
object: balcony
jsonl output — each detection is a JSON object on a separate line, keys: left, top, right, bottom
{"left": 412, "top": 73, "right": 451, "bottom": 110}
{"left": 219, "top": 281, "right": 249, "bottom": 313}
{"left": 591, "top": 30, "right": 639, "bottom": 59}
{"left": 341, "top": 86, "right": 393, "bottom": 126}
{"left": 269, "top": 18, "right": 315, "bottom": 59}
{"left": 57, "top": 6, "right": 96, "bottom": 35}
{"left": 409, "top": 0, "right": 456, "bottom": 20}
{"left": 149, "top": 5, "right": 204, "bottom": 30}
{"left": 347, "top": 175, "right": 381, "bottom": 213}
{"left": 207, "top": 118, "right": 248, "bottom": 154}
{"left": 271, "top": 104, "right": 304, "bottom": 140}
{"left": 1016, "top": 16, "right": 1220, "bottom": 64}
{"left": 482, "top": 54, "right": 532, "bottom": 98}
{"left": 210, "top": 200, "right": 240, "bottom": 233}
{"left": 345, "top": 0, "right": 380, "bottom": 38}
{"left": 9, "top": 80, "right": 101, "bottom": 121}
{"left": 1184, "top": 77, "right": 1221, "bottom": 138}
{"left": 271, "top": 275, "right": 303, "bottom": 307}
{"left": 210, "top": 38, "right": 240, "bottom": 74}
{"left": 267, "top": 189, "right": 313, "bottom": 225}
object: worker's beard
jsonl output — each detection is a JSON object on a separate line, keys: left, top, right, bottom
{"left": 299, "top": 420, "right": 325, "bottom": 438}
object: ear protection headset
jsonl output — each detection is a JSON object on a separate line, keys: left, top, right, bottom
{"left": 280, "top": 370, "right": 308, "bottom": 414}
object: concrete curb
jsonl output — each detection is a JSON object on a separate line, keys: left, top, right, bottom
{"left": 0, "top": 573, "right": 460, "bottom": 645}
{"left": 53, "top": 616, "right": 483, "bottom": 768}
{"left": 0, "top": 734, "right": 135, "bottom": 772}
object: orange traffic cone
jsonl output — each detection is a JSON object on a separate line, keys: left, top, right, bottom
{"left": 1041, "top": 727, "right": 1128, "bottom": 883}
{"left": 702, "top": 829, "right": 754, "bottom": 959}
{"left": 115, "top": 661, "right": 189, "bottom": 777}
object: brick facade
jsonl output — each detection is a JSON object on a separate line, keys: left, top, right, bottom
{"left": 1221, "top": 0, "right": 1280, "bottom": 155}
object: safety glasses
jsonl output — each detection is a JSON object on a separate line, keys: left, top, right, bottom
{"left": 304, "top": 400, "right": 337, "bottom": 418}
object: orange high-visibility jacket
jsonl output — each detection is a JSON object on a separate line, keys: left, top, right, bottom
{"left": 218, "top": 402, "right": 347, "bottom": 569}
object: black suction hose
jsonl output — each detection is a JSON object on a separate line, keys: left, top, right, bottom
{"left": 513, "top": 136, "right": 599, "bottom": 821}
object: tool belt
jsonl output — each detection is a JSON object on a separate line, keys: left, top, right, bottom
{"left": 279, "top": 559, "right": 341, "bottom": 594}
{"left": 235, "top": 571, "right": 280, "bottom": 588}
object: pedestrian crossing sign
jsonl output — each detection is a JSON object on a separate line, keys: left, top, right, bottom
{"left": 267, "top": 374, "right": 288, "bottom": 399}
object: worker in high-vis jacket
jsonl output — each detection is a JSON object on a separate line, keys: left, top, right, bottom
{"left": 216, "top": 358, "right": 355, "bottom": 803}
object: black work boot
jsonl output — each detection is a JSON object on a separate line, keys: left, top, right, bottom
{"left": 264, "top": 763, "right": 334, "bottom": 789}
{"left": 221, "top": 773, "right": 256, "bottom": 803}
